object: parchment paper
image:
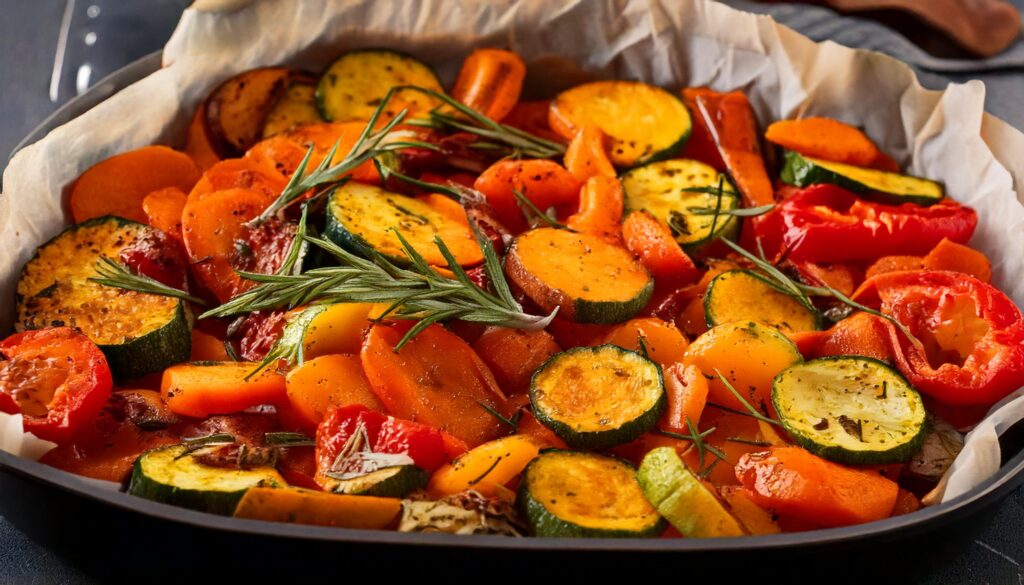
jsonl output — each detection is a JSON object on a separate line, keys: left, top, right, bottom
{"left": 2, "top": 0, "right": 1024, "bottom": 505}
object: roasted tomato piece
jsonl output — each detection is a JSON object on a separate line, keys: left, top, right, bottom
{"left": 236, "top": 309, "right": 288, "bottom": 362}
{"left": 119, "top": 228, "right": 190, "bottom": 291}
{"left": 0, "top": 327, "right": 113, "bottom": 443}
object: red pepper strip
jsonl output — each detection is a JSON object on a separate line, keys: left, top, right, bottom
{"left": 315, "top": 404, "right": 449, "bottom": 483}
{"left": 0, "top": 327, "right": 113, "bottom": 443}
{"left": 852, "top": 270, "right": 1024, "bottom": 406}
{"left": 752, "top": 185, "right": 977, "bottom": 264}
{"left": 694, "top": 90, "right": 775, "bottom": 207}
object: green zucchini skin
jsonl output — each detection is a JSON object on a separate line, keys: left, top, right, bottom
{"left": 621, "top": 159, "right": 741, "bottom": 254}
{"left": 571, "top": 280, "right": 654, "bottom": 325}
{"left": 518, "top": 450, "right": 665, "bottom": 538}
{"left": 780, "top": 151, "right": 944, "bottom": 207}
{"left": 331, "top": 465, "right": 428, "bottom": 497}
{"left": 316, "top": 48, "right": 443, "bottom": 123}
{"left": 703, "top": 269, "right": 823, "bottom": 333}
{"left": 128, "top": 445, "right": 285, "bottom": 516}
{"left": 771, "top": 356, "right": 929, "bottom": 465}
{"left": 530, "top": 345, "right": 665, "bottom": 450}
{"left": 16, "top": 216, "right": 192, "bottom": 380}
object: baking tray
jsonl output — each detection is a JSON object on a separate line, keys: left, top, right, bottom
{"left": 3, "top": 51, "right": 1024, "bottom": 584}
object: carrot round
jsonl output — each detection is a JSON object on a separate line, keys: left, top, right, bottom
{"left": 622, "top": 210, "right": 700, "bottom": 286}
{"left": 599, "top": 317, "right": 689, "bottom": 367}
{"left": 565, "top": 176, "right": 624, "bottom": 243}
{"left": 922, "top": 238, "right": 992, "bottom": 282}
{"left": 451, "top": 48, "right": 526, "bottom": 122}
{"left": 657, "top": 362, "right": 708, "bottom": 433}
{"left": 160, "top": 362, "right": 287, "bottom": 418}
{"left": 865, "top": 255, "right": 924, "bottom": 279}
{"left": 190, "top": 328, "right": 230, "bottom": 362}
{"left": 360, "top": 323, "right": 508, "bottom": 447}
{"left": 181, "top": 187, "right": 268, "bottom": 303}
{"left": 765, "top": 117, "right": 894, "bottom": 171}
{"left": 187, "top": 158, "right": 288, "bottom": 204}
{"left": 70, "top": 146, "right": 202, "bottom": 223}
{"left": 472, "top": 327, "right": 561, "bottom": 397}
{"left": 184, "top": 102, "right": 222, "bottom": 170}
{"left": 141, "top": 187, "right": 188, "bottom": 239}
{"left": 813, "top": 312, "right": 892, "bottom": 362}
{"left": 473, "top": 159, "right": 582, "bottom": 232}
{"left": 564, "top": 125, "right": 616, "bottom": 182}
{"left": 246, "top": 122, "right": 380, "bottom": 183}
{"left": 735, "top": 446, "right": 899, "bottom": 527}
{"left": 285, "top": 354, "right": 383, "bottom": 430}
{"left": 427, "top": 434, "right": 541, "bottom": 498}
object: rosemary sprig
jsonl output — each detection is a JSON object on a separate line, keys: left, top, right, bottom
{"left": 264, "top": 432, "right": 315, "bottom": 447}
{"left": 89, "top": 257, "right": 207, "bottom": 305}
{"left": 478, "top": 401, "right": 521, "bottom": 431}
{"left": 373, "top": 151, "right": 464, "bottom": 200}
{"left": 397, "top": 86, "right": 564, "bottom": 159}
{"left": 714, "top": 370, "right": 782, "bottom": 427}
{"left": 725, "top": 437, "right": 772, "bottom": 447}
{"left": 512, "top": 189, "right": 573, "bottom": 231}
{"left": 202, "top": 229, "right": 556, "bottom": 350}
{"left": 175, "top": 433, "right": 235, "bottom": 459}
{"left": 691, "top": 203, "right": 775, "bottom": 217}
{"left": 658, "top": 422, "right": 728, "bottom": 472}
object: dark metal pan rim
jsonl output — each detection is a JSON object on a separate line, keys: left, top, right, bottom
{"left": 6, "top": 50, "right": 1024, "bottom": 552}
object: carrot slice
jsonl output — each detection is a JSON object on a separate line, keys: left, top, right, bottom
{"left": 285, "top": 354, "right": 383, "bottom": 431}
{"left": 813, "top": 312, "right": 892, "bottom": 362}
{"left": 181, "top": 188, "right": 269, "bottom": 303}
{"left": 472, "top": 327, "right": 561, "bottom": 397}
{"left": 680, "top": 88, "right": 726, "bottom": 171}
{"left": 501, "top": 100, "right": 566, "bottom": 144}
{"left": 141, "top": 187, "right": 188, "bottom": 239}
{"left": 187, "top": 158, "right": 288, "bottom": 204}
{"left": 922, "top": 238, "right": 992, "bottom": 282}
{"left": 427, "top": 434, "right": 541, "bottom": 498}
{"left": 233, "top": 487, "right": 400, "bottom": 529}
{"left": 865, "top": 255, "right": 924, "bottom": 279}
{"left": 360, "top": 323, "right": 508, "bottom": 447}
{"left": 765, "top": 117, "right": 895, "bottom": 171}
{"left": 565, "top": 176, "right": 624, "bottom": 243}
{"left": 246, "top": 122, "right": 380, "bottom": 183}
{"left": 161, "top": 362, "right": 287, "bottom": 418}
{"left": 599, "top": 317, "right": 689, "bottom": 367}
{"left": 622, "top": 210, "right": 700, "bottom": 286}
{"left": 694, "top": 91, "right": 774, "bottom": 208}
{"left": 473, "top": 159, "right": 582, "bottom": 233}
{"left": 658, "top": 362, "right": 709, "bottom": 433}
{"left": 564, "top": 125, "right": 616, "bottom": 182}
{"left": 451, "top": 48, "right": 526, "bottom": 121}
{"left": 70, "top": 146, "right": 201, "bottom": 223}
{"left": 189, "top": 328, "right": 230, "bottom": 362}
{"left": 736, "top": 446, "right": 899, "bottom": 527}
{"left": 184, "top": 102, "right": 222, "bottom": 170}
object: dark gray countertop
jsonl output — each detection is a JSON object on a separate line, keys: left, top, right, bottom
{"left": 2, "top": 1, "right": 1024, "bottom": 583}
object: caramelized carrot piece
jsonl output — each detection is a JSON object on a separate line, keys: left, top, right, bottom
{"left": 658, "top": 362, "right": 709, "bottom": 433}
{"left": 141, "top": 187, "right": 188, "bottom": 239}
{"left": 622, "top": 210, "right": 700, "bottom": 286}
{"left": 190, "top": 328, "right": 230, "bottom": 361}
{"left": 736, "top": 447, "right": 899, "bottom": 527}
{"left": 922, "top": 238, "right": 992, "bottom": 282}
{"left": 360, "top": 323, "right": 508, "bottom": 447}
{"left": 181, "top": 188, "right": 269, "bottom": 303}
{"left": 233, "top": 487, "right": 400, "bottom": 529}
{"left": 427, "top": 434, "right": 541, "bottom": 498}
{"left": 599, "top": 317, "right": 689, "bottom": 367}
{"left": 473, "top": 159, "right": 582, "bottom": 233}
{"left": 472, "top": 327, "right": 561, "bottom": 397}
{"left": 865, "top": 255, "right": 924, "bottom": 279}
{"left": 680, "top": 88, "right": 726, "bottom": 171}
{"left": 564, "top": 125, "right": 616, "bottom": 182}
{"left": 161, "top": 362, "right": 287, "bottom": 418}
{"left": 814, "top": 312, "right": 892, "bottom": 362}
{"left": 285, "top": 354, "right": 383, "bottom": 431}
{"left": 70, "top": 146, "right": 202, "bottom": 223}
{"left": 565, "top": 176, "right": 623, "bottom": 243}
{"left": 184, "top": 102, "right": 222, "bottom": 170}
{"left": 187, "top": 158, "right": 288, "bottom": 204}
{"left": 246, "top": 122, "right": 380, "bottom": 183}
{"left": 515, "top": 409, "right": 568, "bottom": 449}
{"left": 765, "top": 117, "right": 896, "bottom": 171}
{"left": 694, "top": 91, "right": 774, "bottom": 207}
{"left": 501, "top": 100, "right": 566, "bottom": 144}
{"left": 451, "top": 49, "right": 526, "bottom": 122}
{"left": 791, "top": 261, "right": 863, "bottom": 297}
{"left": 890, "top": 489, "right": 922, "bottom": 517}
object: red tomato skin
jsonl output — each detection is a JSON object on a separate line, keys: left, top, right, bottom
{"left": 0, "top": 328, "right": 113, "bottom": 443}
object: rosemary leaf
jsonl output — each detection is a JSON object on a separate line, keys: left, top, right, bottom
{"left": 512, "top": 189, "right": 573, "bottom": 231}
{"left": 477, "top": 401, "right": 521, "bottom": 431}
{"left": 264, "top": 432, "right": 315, "bottom": 447}
{"left": 713, "top": 369, "right": 783, "bottom": 427}
{"left": 691, "top": 204, "right": 775, "bottom": 217}
{"left": 89, "top": 257, "right": 207, "bottom": 305}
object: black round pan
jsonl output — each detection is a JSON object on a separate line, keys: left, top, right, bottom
{"left": 3, "top": 51, "right": 1024, "bottom": 584}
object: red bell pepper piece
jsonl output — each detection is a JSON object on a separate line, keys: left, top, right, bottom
{"left": 853, "top": 270, "right": 1024, "bottom": 406}
{"left": 315, "top": 404, "right": 449, "bottom": 482}
{"left": 0, "top": 327, "right": 113, "bottom": 443}
{"left": 752, "top": 185, "right": 977, "bottom": 264}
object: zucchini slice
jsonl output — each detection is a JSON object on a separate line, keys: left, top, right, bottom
{"left": 325, "top": 182, "right": 483, "bottom": 267}
{"left": 637, "top": 447, "right": 745, "bottom": 538}
{"left": 550, "top": 81, "right": 691, "bottom": 168}
{"left": 128, "top": 445, "right": 285, "bottom": 515}
{"left": 530, "top": 345, "right": 665, "bottom": 449}
{"left": 518, "top": 450, "right": 665, "bottom": 538}
{"left": 16, "top": 216, "right": 191, "bottom": 380}
{"left": 781, "top": 151, "right": 944, "bottom": 206}
{"left": 621, "top": 159, "right": 741, "bottom": 254}
{"left": 704, "top": 270, "right": 822, "bottom": 333}
{"left": 331, "top": 465, "right": 428, "bottom": 498}
{"left": 506, "top": 227, "right": 653, "bottom": 324}
{"left": 316, "top": 49, "right": 444, "bottom": 123}
{"left": 772, "top": 356, "right": 928, "bottom": 465}
{"left": 262, "top": 74, "right": 323, "bottom": 138}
